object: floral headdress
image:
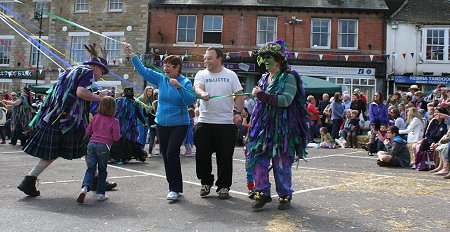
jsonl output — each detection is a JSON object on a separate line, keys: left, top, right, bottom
{"left": 257, "top": 40, "right": 290, "bottom": 66}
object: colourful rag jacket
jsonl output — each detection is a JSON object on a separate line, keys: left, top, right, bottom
{"left": 246, "top": 70, "right": 309, "bottom": 169}
{"left": 115, "top": 96, "right": 146, "bottom": 142}
{"left": 10, "top": 95, "right": 33, "bottom": 132}
{"left": 31, "top": 66, "right": 93, "bottom": 133}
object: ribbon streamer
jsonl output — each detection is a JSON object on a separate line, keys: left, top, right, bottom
{"left": 0, "top": 14, "right": 65, "bottom": 70}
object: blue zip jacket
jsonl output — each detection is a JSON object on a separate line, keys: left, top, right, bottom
{"left": 131, "top": 56, "right": 196, "bottom": 126}
{"left": 368, "top": 102, "right": 389, "bottom": 125}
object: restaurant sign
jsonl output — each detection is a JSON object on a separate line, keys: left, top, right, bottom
{"left": 394, "top": 75, "right": 450, "bottom": 85}
{"left": 0, "top": 69, "right": 45, "bottom": 79}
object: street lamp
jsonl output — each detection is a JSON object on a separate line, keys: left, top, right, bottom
{"left": 33, "top": 10, "right": 43, "bottom": 86}
{"left": 288, "top": 17, "right": 302, "bottom": 51}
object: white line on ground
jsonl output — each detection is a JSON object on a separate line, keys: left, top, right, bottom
{"left": 292, "top": 176, "right": 393, "bottom": 194}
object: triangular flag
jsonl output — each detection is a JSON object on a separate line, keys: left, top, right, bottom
{"left": 294, "top": 52, "right": 298, "bottom": 58}
{"left": 319, "top": 54, "right": 323, "bottom": 60}
{"left": 369, "top": 55, "right": 374, "bottom": 61}
{"left": 159, "top": 55, "right": 164, "bottom": 60}
{"left": 181, "top": 55, "right": 185, "bottom": 61}
{"left": 248, "top": 51, "right": 252, "bottom": 57}
{"left": 402, "top": 53, "right": 406, "bottom": 59}
{"left": 410, "top": 53, "right": 415, "bottom": 58}
{"left": 386, "top": 55, "right": 390, "bottom": 60}
{"left": 240, "top": 51, "right": 245, "bottom": 57}
{"left": 378, "top": 55, "right": 383, "bottom": 60}
{"left": 336, "top": 55, "right": 341, "bottom": 60}
{"left": 119, "top": 58, "right": 123, "bottom": 64}
{"left": 344, "top": 55, "right": 349, "bottom": 61}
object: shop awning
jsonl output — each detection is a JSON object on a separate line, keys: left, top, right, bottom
{"left": 30, "top": 84, "right": 53, "bottom": 94}
{"left": 301, "top": 75, "right": 342, "bottom": 96}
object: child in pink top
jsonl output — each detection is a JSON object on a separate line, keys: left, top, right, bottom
{"left": 77, "top": 96, "right": 120, "bottom": 203}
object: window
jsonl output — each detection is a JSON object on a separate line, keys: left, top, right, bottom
{"left": 203, "top": 15, "right": 222, "bottom": 44}
{"left": 257, "top": 17, "right": 277, "bottom": 45}
{"left": 71, "top": 36, "right": 87, "bottom": 64}
{"left": 338, "top": 19, "right": 358, "bottom": 50}
{"left": 35, "top": 2, "right": 49, "bottom": 17}
{"left": 177, "top": 15, "right": 196, "bottom": 43}
{"left": 108, "top": 0, "right": 122, "bottom": 12}
{"left": 0, "top": 39, "right": 11, "bottom": 66}
{"left": 31, "top": 39, "right": 46, "bottom": 67}
{"left": 311, "top": 18, "right": 331, "bottom": 49}
{"left": 0, "top": 2, "right": 14, "bottom": 16}
{"left": 105, "top": 36, "right": 121, "bottom": 65}
{"left": 425, "top": 29, "right": 446, "bottom": 61}
{"left": 74, "top": 0, "right": 88, "bottom": 13}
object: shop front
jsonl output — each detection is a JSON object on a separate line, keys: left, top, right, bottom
{"left": 393, "top": 75, "right": 450, "bottom": 94}
{"left": 154, "top": 60, "right": 259, "bottom": 94}
{"left": 290, "top": 65, "right": 376, "bottom": 99}
{"left": 0, "top": 69, "right": 46, "bottom": 92}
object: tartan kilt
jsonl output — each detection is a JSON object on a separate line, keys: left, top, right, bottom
{"left": 23, "top": 122, "right": 88, "bottom": 160}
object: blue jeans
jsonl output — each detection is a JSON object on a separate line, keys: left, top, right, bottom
{"left": 82, "top": 142, "right": 110, "bottom": 195}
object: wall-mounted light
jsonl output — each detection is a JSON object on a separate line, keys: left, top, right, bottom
{"left": 231, "top": 38, "right": 235, "bottom": 45}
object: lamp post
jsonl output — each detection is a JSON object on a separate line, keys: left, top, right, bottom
{"left": 289, "top": 17, "right": 302, "bottom": 51}
{"left": 34, "top": 11, "right": 43, "bottom": 86}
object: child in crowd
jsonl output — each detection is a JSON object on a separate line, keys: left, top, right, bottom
{"left": 183, "top": 107, "right": 195, "bottom": 156}
{"left": 375, "top": 124, "right": 387, "bottom": 152}
{"left": 319, "top": 127, "right": 335, "bottom": 148}
{"left": 346, "top": 110, "right": 361, "bottom": 148}
{"left": 77, "top": 96, "right": 121, "bottom": 203}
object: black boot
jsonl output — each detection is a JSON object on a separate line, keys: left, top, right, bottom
{"left": 277, "top": 196, "right": 292, "bottom": 210}
{"left": 251, "top": 192, "right": 272, "bottom": 209}
{"left": 17, "top": 176, "right": 40, "bottom": 197}
{"left": 92, "top": 175, "right": 117, "bottom": 191}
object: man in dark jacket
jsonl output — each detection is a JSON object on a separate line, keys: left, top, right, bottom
{"left": 376, "top": 126, "right": 410, "bottom": 168}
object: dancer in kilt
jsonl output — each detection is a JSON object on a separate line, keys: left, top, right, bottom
{"left": 18, "top": 44, "right": 113, "bottom": 197}
{"left": 246, "top": 40, "right": 309, "bottom": 210}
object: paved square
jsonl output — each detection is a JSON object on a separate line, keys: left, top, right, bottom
{"left": 1, "top": 145, "right": 449, "bottom": 231}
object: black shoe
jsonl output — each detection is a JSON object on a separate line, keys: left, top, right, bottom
{"left": 92, "top": 176, "right": 117, "bottom": 191}
{"left": 377, "top": 159, "right": 388, "bottom": 167}
{"left": 17, "top": 176, "right": 40, "bottom": 197}
{"left": 251, "top": 192, "right": 272, "bottom": 209}
{"left": 248, "top": 189, "right": 256, "bottom": 199}
{"left": 200, "top": 185, "right": 211, "bottom": 197}
{"left": 277, "top": 196, "right": 292, "bottom": 210}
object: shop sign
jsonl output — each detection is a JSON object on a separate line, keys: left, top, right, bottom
{"left": 0, "top": 69, "right": 45, "bottom": 79}
{"left": 155, "top": 61, "right": 255, "bottom": 72}
{"left": 394, "top": 75, "right": 450, "bottom": 85}
{"left": 291, "top": 65, "right": 375, "bottom": 77}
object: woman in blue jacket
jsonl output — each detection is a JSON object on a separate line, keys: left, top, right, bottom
{"left": 124, "top": 43, "right": 196, "bottom": 201}
{"left": 367, "top": 91, "right": 389, "bottom": 145}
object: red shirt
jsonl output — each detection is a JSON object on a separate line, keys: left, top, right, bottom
{"left": 307, "top": 103, "right": 319, "bottom": 120}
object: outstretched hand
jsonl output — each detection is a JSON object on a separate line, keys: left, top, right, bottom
{"left": 122, "top": 42, "right": 133, "bottom": 56}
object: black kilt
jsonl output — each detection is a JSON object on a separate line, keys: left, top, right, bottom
{"left": 23, "top": 122, "right": 88, "bottom": 160}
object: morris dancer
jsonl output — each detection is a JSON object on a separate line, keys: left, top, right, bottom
{"left": 246, "top": 40, "right": 308, "bottom": 210}
{"left": 18, "top": 44, "right": 116, "bottom": 196}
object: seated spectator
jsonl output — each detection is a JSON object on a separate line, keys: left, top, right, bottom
{"left": 399, "top": 107, "right": 424, "bottom": 144}
{"left": 414, "top": 91, "right": 428, "bottom": 111}
{"left": 412, "top": 107, "right": 448, "bottom": 155}
{"left": 338, "top": 109, "right": 352, "bottom": 146}
{"left": 319, "top": 127, "right": 335, "bottom": 149}
{"left": 377, "top": 126, "right": 410, "bottom": 168}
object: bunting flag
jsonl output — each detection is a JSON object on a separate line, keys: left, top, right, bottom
{"left": 369, "top": 55, "right": 374, "bottom": 61}
{"left": 410, "top": 53, "right": 415, "bottom": 58}
{"left": 319, "top": 54, "right": 323, "bottom": 60}
{"left": 386, "top": 55, "right": 390, "bottom": 60}
{"left": 294, "top": 52, "right": 298, "bottom": 58}
{"left": 248, "top": 51, "right": 252, "bottom": 57}
{"left": 159, "top": 55, "right": 164, "bottom": 60}
{"left": 402, "top": 53, "right": 406, "bottom": 59}
{"left": 344, "top": 55, "right": 349, "bottom": 61}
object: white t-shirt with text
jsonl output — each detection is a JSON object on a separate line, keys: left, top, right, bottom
{"left": 194, "top": 67, "right": 243, "bottom": 124}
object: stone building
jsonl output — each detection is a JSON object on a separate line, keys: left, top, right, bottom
{"left": 0, "top": 0, "right": 149, "bottom": 93}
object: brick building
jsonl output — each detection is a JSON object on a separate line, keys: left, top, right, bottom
{"left": 0, "top": 0, "right": 149, "bottom": 92}
{"left": 147, "top": 0, "right": 388, "bottom": 97}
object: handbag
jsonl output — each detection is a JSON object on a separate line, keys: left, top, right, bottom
{"left": 414, "top": 150, "right": 436, "bottom": 171}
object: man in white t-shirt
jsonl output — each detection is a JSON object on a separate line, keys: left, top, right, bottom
{"left": 193, "top": 47, "right": 244, "bottom": 199}
{"left": 244, "top": 95, "right": 255, "bottom": 115}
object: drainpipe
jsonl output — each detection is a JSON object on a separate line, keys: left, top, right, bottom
{"left": 144, "top": 6, "right": 152, "bottom": 88}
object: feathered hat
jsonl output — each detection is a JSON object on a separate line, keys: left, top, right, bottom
{"left": 256, "top": 40, "right": 290, "bottom": 66}
{"left": 83, "top": 43, "right": 109, "bottom": 74}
